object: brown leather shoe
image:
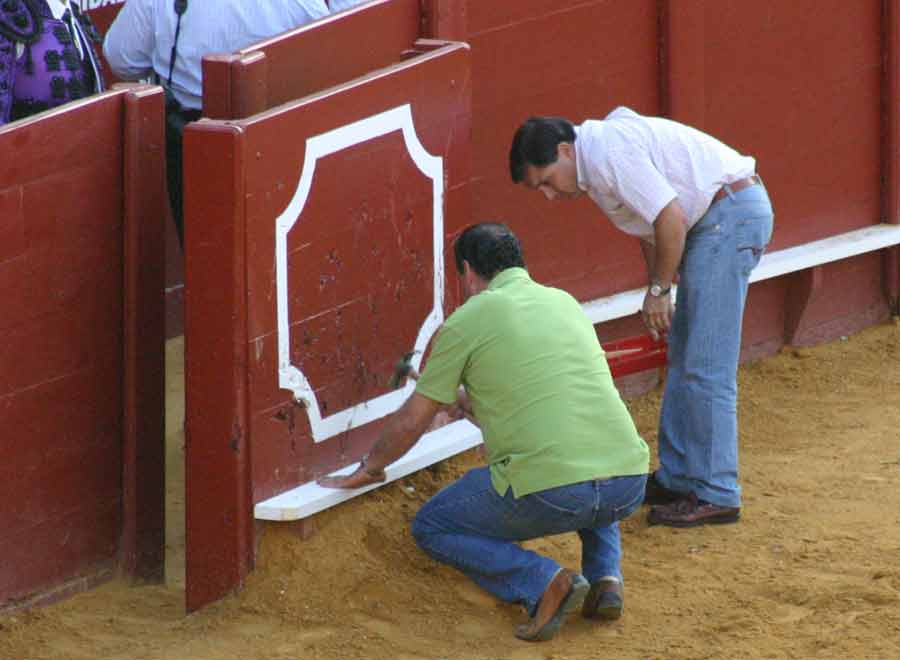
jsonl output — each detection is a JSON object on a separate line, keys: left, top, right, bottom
{"left": 642, "top": 471, "right": 683, "bottom": 506}
{"left": 515, "top": 568, "right": 589, "bottom": 642}
{"left": 647, "top": 492, "right": 740, "bottom": 527}
{"left": 582, "top": 577, "right": 623, "bottom": 620}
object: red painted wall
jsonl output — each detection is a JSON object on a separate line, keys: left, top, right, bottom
{"left": 425, "top": 0, "right": 892, "bottom": 353}
{"left": 184, "top": 40, "right": 471, "bottom": 612}
{"left": 88, "top": 0, "right": 895, "bottom": 341}
{"left": 464, "top": 1, "right": 660, "bottom": 300}
{"left": 0, "top": 87, "right": 166, "bottom": 609}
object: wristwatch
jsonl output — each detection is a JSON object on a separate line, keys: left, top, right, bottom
{"left": 649, "top": 282, "right": 672, "bottom": 297}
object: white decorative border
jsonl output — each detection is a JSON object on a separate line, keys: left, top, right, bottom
{"left": 276, "top": 104, "right": 444, "bottom": 442}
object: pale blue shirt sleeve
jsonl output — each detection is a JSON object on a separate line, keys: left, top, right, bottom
{"left": 328, "top": 0, "right": 372, "bottom": 11}
{"left": 103, "top": 0, "right": 332, "bottom": 108}
{"left": 103, "top": 0, "right": 156, "bottom": 81}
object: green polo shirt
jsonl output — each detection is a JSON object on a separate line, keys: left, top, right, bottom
{"left": 415, "top": 267, "right": 649, "bottom": 497}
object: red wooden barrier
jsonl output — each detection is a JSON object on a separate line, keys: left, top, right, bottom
{"left": 0, "top": 85, "right": 166, "bottom": 609}
{"left": 430, "top": 0, "right": 893, "bottom": 355}
{"left": 202, "top": 0, "right": 421, "bottom": 120}
{"left": 84, "top": 0, "right": 186, "bottom": 338}
{"left": 184, "top": 41, "right": 471, "bottom": 612}
{"left": 884, "top": 0, "right": 900, "bottom": 312}
{"left": 178, "top": 0, "right": 896, "bottom": 612}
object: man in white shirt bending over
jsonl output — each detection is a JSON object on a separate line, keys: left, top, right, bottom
{"left": 509, "top": 107, "right": 774, "bottom": 528}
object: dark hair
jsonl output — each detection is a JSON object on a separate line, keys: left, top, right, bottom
{"left": 509, "top": 117, "right": 576, "bottom": 183}
{"left": 454, "top": 223, "right": 526, "bottom": 280}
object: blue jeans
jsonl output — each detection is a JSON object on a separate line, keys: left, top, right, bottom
{"left": 411, "top": 467, "right": 646, "bottom": 616}
{"left": 657, "top": 183, "right": 774, "bottom": 508}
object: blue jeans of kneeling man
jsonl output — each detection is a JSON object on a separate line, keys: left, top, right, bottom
{"left": 657, "top": 183, "right": 774, "bottom": 508}
{"left": 412, "top": 467, "right": 646, "bottom": 616}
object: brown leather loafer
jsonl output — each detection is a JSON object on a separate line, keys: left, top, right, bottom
{"left": 647, "top": 492, "right": 740, "bottom": 527}
{"left": 582, "top": 577, "right": 623, "bottom": 620}
{"left": 642, "top": 471, "right": 683, "bottom": 506}
{"left": 515, "top": 568, "right": 589, "bottom": 642}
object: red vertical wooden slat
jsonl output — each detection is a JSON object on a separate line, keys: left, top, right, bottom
{"left": 202, "top": 53, "right": 268, "bottom": 121}
{"left": 421, "top": 0, "right": 468, "bottom": 41}
{"left": 229, "top": 52, "right": 269, "bottom": 120}
{"left": 202, "top": 55, "right": 236, "bottom": 120}
{"left": 884, "top": 0, "right": 900, "bottom": 311}
{"left": 120, "top": 85, "right": 167, "bottom": 581}
{"left": 234, "top": 0, "right": 420, "bottom": 108}
{"left": 663, "top": 0, "right": 706, "bottom": 127}
{"left": 184, "top": 123, "right": 253, "bottom": 612}
{"left": 0, "top": 91, "right": 126, "bottom": 608}
{"left": 886, "top": 0, "right": 900, "bottom": 224}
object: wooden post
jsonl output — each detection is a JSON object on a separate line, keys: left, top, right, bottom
{"left": 121, "top": 85, "right": 167, "bottom": 581}
{"left": 184, "top": 123, "right": 254, "bottom": 612}
{"left": 202, "top": 52, "right": 269, "bottom": 121}
{"left": 662, "top": 0, "right": 706, "bottom": 127}
{"left": 883, "top": 0, "right": 900, "bottom": 313}
{"left": 421, "top": 0, "right": 467, "bottom": 41}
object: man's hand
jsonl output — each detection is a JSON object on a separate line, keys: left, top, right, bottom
{"left": 642, "top": 290, "right": 674, "bottom": 340}
{"left": 317, "top": 393, "right": 441, "bottom": 490}
{"left": 640, "top": 198, "right": 686, "bottom": 339}
{"left": 317, "top": 461, "right": 386, "bottom": 490}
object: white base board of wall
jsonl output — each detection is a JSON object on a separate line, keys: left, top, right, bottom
{"left": 255, "top": 419, "right": 483, "bottom": 521}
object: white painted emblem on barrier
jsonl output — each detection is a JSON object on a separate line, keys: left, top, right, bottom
{"left": 275, "top": 104, "right": 444, "bottom": 442}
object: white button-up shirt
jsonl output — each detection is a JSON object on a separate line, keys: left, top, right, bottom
{"left": 103, "top": 0, "right": 331, "bottom": 109}
{"left": 575, "top": 106, "right": 756, "bottom": 242}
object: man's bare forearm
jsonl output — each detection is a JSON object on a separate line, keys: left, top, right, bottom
{"left": 364, "top": 393, "right": 440, "bottom": 472}
{"left": 639, "top": 240, "right": 656, "bottom": 280}
{"left": 650, "top": 200, "right": 687, "bottom": 285}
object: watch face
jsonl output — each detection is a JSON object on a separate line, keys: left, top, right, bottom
{"left": 650, "top": 284, "right": 662, "bottom": 296}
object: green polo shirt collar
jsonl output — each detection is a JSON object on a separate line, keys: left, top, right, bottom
{"left": 487, "top": 267, "right": 529, "bottom": 291}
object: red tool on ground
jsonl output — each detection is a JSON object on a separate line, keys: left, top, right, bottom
{"left": 602, "top": 334, "right": 668, "bottom": 379}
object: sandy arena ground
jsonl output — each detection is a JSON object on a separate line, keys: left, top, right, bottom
{"left": 1, "top": 320, "right": 899, "bottom": 660}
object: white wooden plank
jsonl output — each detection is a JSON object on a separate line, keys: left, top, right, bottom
{"left": 749, "top": 223, "right": 900, "bottom": 283}
{"left": 254, "top": 419, "right": 483, "bottom": 521}
{"left": 582, "top": 224, "right": 900, "bottom": 324}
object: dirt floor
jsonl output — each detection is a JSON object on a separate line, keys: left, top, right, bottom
{"left": 2, "top": 321, "right": 900, "bottom": 660}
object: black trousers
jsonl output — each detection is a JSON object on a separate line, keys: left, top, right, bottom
{"left": 164, "top": 99, "right": 201, "bottom": 246}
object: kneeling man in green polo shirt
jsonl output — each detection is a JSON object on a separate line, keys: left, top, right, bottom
{"left": 319, "top": 222, "right": 649, "bottom": 642}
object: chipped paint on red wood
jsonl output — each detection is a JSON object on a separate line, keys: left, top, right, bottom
{"left": 241, "top": 45, "right": 470, "bottom": 503}
{"left": 184, "top": 123, "right": 253, "bottom": 613}
{"left": 185, "top": 38, "right": 470, "bottom": 610}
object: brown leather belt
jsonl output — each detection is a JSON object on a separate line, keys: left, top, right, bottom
{"left": 712, "top": 175, "right": 762, "bottom": 204}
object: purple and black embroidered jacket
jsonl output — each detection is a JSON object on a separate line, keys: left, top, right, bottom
{"left": 0, "top": 0, "right": 105, "bottom": 125}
